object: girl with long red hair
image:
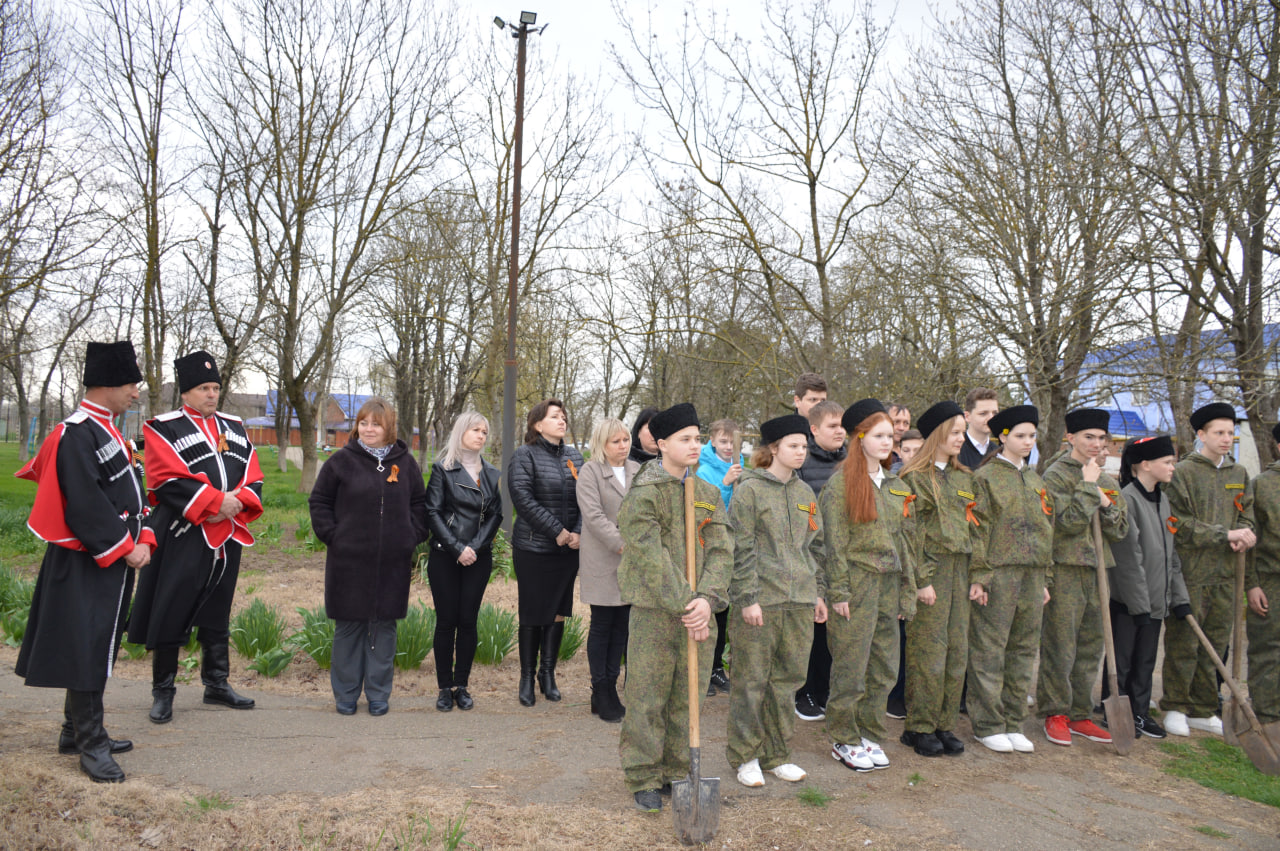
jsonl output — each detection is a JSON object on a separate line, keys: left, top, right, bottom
{"left": 821, "top": 399, "right": 917, "bottom": 772}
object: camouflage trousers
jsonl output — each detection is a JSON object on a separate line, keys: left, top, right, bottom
{"left": 1161, "top": 582, "right": 1231, "bottom": 718}
{"left": 827, "top": 570, "right": 900, "bottom": 746}
{"left": 1247, "top": 573, "right": 1280, "bottom": 724}
{"left": 967, "top": 566, "right": 1047, "bottom": 738}
{"left": 619, "top": 605, "right": 717, "bottom": 793}
{"left": 1036, "top": 564, "right": 1102, "bottom": 721}
{"left": 905, "top": 553, "right": 970, "bottom": 734}
{"left": 725, "top": 605, "right": 812, "bottom": 770}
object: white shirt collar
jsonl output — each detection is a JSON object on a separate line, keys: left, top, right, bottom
{"left": 968, "top": 432, "right": 989, "bottom": 453}
{"left": 996, "top": 453, "right": 1024, "bottom": 470}
{"left": 869, "top": 466, "right": 885, "bottom": 488}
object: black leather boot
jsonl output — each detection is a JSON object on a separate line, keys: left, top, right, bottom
{"left": 149, "top": 646, "right": 180, "bottom": 724}
{"left": 518, "top": 625, "right": 541, "bottom": 707}
{"left": 603, "top": 679, "right": 626, "bottom": 722}
{"left": 68, "top": 690, "right": 125, "bottom": 783}
{"left": 60, "top": 691, "right": 132, "bottom": 754}
{"left": 201, "top": 639, "right": 255, "bottom": 709}
{"left": 538, "top": 621, "right": 564, "bottom": 701}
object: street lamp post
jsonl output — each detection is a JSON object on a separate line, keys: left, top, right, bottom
{"left": 495, "top": 11, "right": 545, "bottom": 534}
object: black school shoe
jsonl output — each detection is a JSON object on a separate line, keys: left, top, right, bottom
{"left": 453, "top": 687, "right": 474, "bottom": 711}
{"left": 1135, "top": 714, "right": 1166, "bottom": 739}
{"left": 935, "top": 729, "right": 965, "bottom": 755}
{"left": 436, "top": 689, "right": 454, "bottom": 712}
{"left": 634, "top": 789, "right": 662, "bottom": 812}
{"left": 901, "top": 730, "right": 945, "bottom": 757}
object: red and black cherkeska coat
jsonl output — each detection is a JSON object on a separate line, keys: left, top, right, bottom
{"left": 15, "top": 400, "right": 156, "bottom": 691}
{"left": 127, "top": 406, "right": 264, "bottom": 648}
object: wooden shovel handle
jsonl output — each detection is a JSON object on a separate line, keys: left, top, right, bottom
{"left": 685, "top": 474, "right": 700, "bottom": 749}
{"left": 1185, "top": 613, "right": 1264, "bottom": 728}
{"left": 1093, "top": 514, "right": 1122, "bottom": 696}
{"left": 1233, "top": 550, "right": 1246, "bottom": 681}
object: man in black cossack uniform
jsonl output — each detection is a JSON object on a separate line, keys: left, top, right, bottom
{"left": 15, "top": 341, "right": 155, "bottom": 783}
{"left": 127, "top": 351, "right": 264, "bottom": 723}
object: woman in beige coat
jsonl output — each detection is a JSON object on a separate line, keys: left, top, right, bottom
{"left": 577, "top": 417, "right": 641, "bottom": 722}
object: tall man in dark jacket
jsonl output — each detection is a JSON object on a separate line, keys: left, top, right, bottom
{"left": 795, "top": 399, "right": 847, "bottom": 721}
{"left": 959, "top": 388, "right": 1000, "bottom": 470}
{"left": 15, "top": 341, "right": 155, "bottom": 782}
{"left": 127, "top": 352, "right": 264, "bottom": 723}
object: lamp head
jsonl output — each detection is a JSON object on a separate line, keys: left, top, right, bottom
{"left": 519, "top": 11, "right": 537, "bottom": 24}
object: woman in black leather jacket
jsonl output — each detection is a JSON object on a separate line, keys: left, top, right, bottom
{"left": 425, "top": 412, "right": 502, "bottom": 712}
{"left": 506, "top": 398, "right": 585, "bottom": 706}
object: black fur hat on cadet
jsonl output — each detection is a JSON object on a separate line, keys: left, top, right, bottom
{"left": 1064, "top": 407, "right": 1111, "bottom": 434}
{"left": 841, "top": 398, "right": 888, "bottom": 434}
{"left": 1190, "top": 402, "right": 1238, "bottom": 432}
{"left": 175, "top": 351, "right": 222, "bottom": 394}
{"left": 83, "top": 341, "right": 143, "bottom": 387}
{"left": 917, "top": 400, "right": 964, "bottom": 440}
{"left": 648, "top": 403, "right": 700, "bottom": 442}
{"left": 1124, "top": 435, "right": 1175, "bottom": 465}
{"left": 760, "top": 414, "right": 810, "bottom": 446}
{"left": 987, "top": 405, "right": 1039, "bottom": 437}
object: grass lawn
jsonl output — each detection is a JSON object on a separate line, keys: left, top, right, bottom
{"left": 1160, "top": 736, "right": 1280, "bottom": 807}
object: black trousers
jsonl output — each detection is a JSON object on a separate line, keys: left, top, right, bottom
{"left": 712, "top": 607, "right": 729, "bottom": 670}
{"left": 1101, "top": 600, "right": 1162, "bottom": 715}
{"left": 428, "top": 548, "right": 492, "bottom": 689}
{"left": 587, "top": 604, "right": 630, "bottom": 686}
{"left": 887, "top": 618, "right": 907, "bottom": 705}
{"left": 797, "top": 622, "right": 832, "bottom": 705}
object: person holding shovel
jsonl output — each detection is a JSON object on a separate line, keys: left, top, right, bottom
{"left": 1107, "top": 435, "right": 1189, "bottom": 739}
{"left": 1037, "top": 408, "right": 1128, "bottom": 748}
{"left": 617, "top": 403, "right": 732, "bottom": 813}
{"left": 725, "top": 414, "right": 827, "bottom": 787}
{"left": 1245, "top": 424, "right": 1280, "bottom": 727}
{"left": 1161, "top": 403, "right": 1256, "bottom": 737}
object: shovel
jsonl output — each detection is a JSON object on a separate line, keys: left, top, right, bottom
{"left": 1093, "top": 514, "right": 1136, "bottom": 755}
{"left": 672, "top": 473, "right": 720, "bottom": 845}
{"left": 1184, "top": 613, "right": 1280, "bottom": 776}
{"left": 1223, "top": 551, "right": 1247, "bottom": 746}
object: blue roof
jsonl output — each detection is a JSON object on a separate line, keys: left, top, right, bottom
{"left": 265, "top": 391, "right": 371, "bottom": 419}
{"left": 1107, "top": 410, "right": 1151, "bottom": 437}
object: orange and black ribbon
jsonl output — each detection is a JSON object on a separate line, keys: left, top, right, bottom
{"left": 1038, "top": 488, "right": 1053, "bottom": 516}
{"left": 901, "top": 493, "right": 917, "bottom": 518}
{"left": 1234, "top": 492, "right": 1245, "bottom": 513}
{"left": 1167, "top": 515, "right": 1179, "bottom": 535}
{"left": 798, "top": 502, "right": 818, "bottom": 531}
{"left": 387, "top": 464, "right": 399, "bottom": 483}
{"left": 566, "top": 458, "right": 579, "bottom": 480}
{"left": 1102, "top": 488, "right": 1119, "bottom": 505}
{"left": 217, "top": 434, "right": 229, "bottom": 453}
{"left": 697, "top": 517, "right": 712, "bottom": 547}
{"left": 965, "top": 501, "right": 980, "bottom": 527}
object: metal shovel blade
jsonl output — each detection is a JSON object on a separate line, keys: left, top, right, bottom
{"left": 1102, "top": 694, "right": 1136, "bottom": 755}
{"left": 671, "top": 747, "right": 720, "bottom": 845}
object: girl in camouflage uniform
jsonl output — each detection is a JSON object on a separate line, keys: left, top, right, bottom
{"left": 822, "top": 399, "right": 917, "bottom": 772}
{"left": 726, "top": 415, "right": 828, "bottom": 787}
{"left": 967, "top": 405, "right": 1054, "bottom": 754}
{"left": 898, "top": 401, "right": 976, "bottom": 757}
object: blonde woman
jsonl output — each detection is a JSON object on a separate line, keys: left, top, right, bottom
{"left": 577, "top": 417, "right": 640, "bottom": 722}
{"left": 425, "top": 412, "right": 503, "bottom": 712}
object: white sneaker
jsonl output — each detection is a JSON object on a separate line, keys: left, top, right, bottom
{"left": 832, "top": 741, "right": 875, "bottom": 772}
{"left": 1163, "top": 710, "right": 1191, "bottom": 737}
{"left": 736, "top": 758, "right": 765, "bottom": 787}
{"left": 1187, "top": 715, "right": 1224, "bottom": 735}
{"left": 976, "top": 733, "right": 1014, "bottom": 753}
{"left": 1006, "top": 732, "right": 1035, "bottom": 753}
{"left": 770, "top": 763, "right": 807, "bottom": 782}
{"left": 1027, "top": 694, "right": 1035, "bottom": 706}
{"left": 861, "top": 737, "right": 890, "bottom": 768}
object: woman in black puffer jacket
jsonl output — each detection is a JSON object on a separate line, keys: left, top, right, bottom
{"left": 506, "top": 398, "right": 585, "bottom": 706}
{"left": 309, "top": 398, "right": 428, "bottom": 716}
{"left": 425, "top": 412, "right": 503, "bottom": 712}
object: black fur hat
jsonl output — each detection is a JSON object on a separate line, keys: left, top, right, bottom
{"left": 917, "top": 401, "right": 964, "bottom": 440}
{"left": 649, "top": 403, "right": 700, "bottom": 442}
{"left": 175, "top": 350, "right": 222, "bottom": 394}
{"left": 83, "top": 341, "right": 143, "bottom": 387}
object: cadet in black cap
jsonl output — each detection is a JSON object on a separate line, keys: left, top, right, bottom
{"left": 1037, "top": 408, "right": 1128, "bottom": 748}
{"left": 1160, "top": 403, "right": 1255, "bottom": 737}
{"left": 15, "top": 341, "right": 153, "bottom": 782}
{"left": 128, "top": 351, "right": 265, "bottom": 724}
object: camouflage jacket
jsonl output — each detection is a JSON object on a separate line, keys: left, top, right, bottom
{"left": 1166, "top": 451, "right": 1253, "bottom": 585}
{"left": 617, "top": 460, "right": 731, "bottom": 614}
{"left": 1247, "top": 461, "right": 1280, "bottom": 586}
{"left": 728, "top": 468, "right": 827, "bottom": 609}
{"left": 1042, "top": 455, "right": 1128, "bottom": 574}
{"left": 901, "top": 465, "right": 976, "bottom": 588}
{"left": 819, "top": 469, "right": 917, "bottom": 619}
{"left": 970, "top": 456, "right": 1055, "bottom": 587}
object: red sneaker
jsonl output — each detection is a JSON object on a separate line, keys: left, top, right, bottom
{"left": 1068, "top": 718, "right": 1112, "bottom": 743}
{"left": 1045, "top": 714, "right": 1071, "bottom": 746}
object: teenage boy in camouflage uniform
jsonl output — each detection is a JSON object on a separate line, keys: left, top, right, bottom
{"left": 1038, "top": 408, "right": 1128, "bottom": 747}
{"left": 726, "top": 415, "right": 827, "bottom": 787}
{"left": 968, "top": 405, "right": 1054, "bottom": 754}
{"left": 1247, "top": 423, "right": 1280, "bottom": 726}
{"left": 1161, "top": 402, "right": 1256, "bottom": 737}
{"left": 617, "top": 403, "right": 731, "bottom": 813}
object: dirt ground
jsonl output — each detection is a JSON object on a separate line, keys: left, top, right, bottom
{"left": 3, "top": 548, "right": 1280, "bottom": 850}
